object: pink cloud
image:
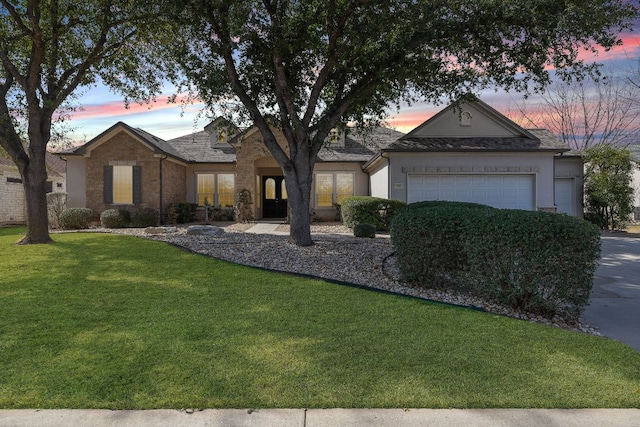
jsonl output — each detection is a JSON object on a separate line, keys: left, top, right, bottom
{"left": 70, "top": 95, "right": 196, "bottom": 120}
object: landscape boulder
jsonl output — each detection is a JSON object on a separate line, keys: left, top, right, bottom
{"left": 186, "top": 225, "right": 224, "bottom": 236}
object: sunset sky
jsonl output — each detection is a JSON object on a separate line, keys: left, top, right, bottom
{"left": 62, "top": 31, "right": 640, "bottom": 145}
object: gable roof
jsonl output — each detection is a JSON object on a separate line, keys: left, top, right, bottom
{"left": 384, "top": 100, "right": 568, "bottom": 153}
{"left": 166, "top": 131, "right": 236, "bottom": 163}
{"left": 60, "top": 122, "right": 185, "bottom": 161}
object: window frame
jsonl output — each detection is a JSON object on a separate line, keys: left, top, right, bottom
{"left": 196, "top": 172, "right": 235, "bottom": 207}
{"left": 103, "top": 164, "right": 141, "bottom": 205}
{"left": 314, "top": 172, "right": 354, "bottom": 208}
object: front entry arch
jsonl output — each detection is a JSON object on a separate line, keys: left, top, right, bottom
{"left": 262, "top": 176, "right": 288, "bottom": 218}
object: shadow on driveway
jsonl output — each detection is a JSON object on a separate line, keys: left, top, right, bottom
{"left": 582, "top": 236, "right": 640, "bottom": 351}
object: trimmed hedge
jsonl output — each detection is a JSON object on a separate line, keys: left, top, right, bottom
{"left": 131, "top": 207, "right": 159, "bottom": 227}
{"left": 341, "top": 196, "right": 406, "bottom": 231}
{"left": 391, "top": 202, "right": 601, "bottom": 322}
{"left": 100, "top": 209, "right": 131, "bottom": 228}
{"left": 168, "top": 202, "right": 198, "bottom": 224}
{"left": 353, "top": 223, "right": 376, "bottom": 238}
{"left": 59, "top": 208, "right": 93, "bottom": 230}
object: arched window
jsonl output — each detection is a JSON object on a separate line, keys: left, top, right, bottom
{"left": 265, "top": 178, "right": 276, "bottom": 200}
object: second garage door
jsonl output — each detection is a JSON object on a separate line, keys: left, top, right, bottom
{"left": 407, "top": 174, "right": 535, "bottom": 210}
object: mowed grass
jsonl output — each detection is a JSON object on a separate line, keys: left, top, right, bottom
{"left": 1, "top": 227, "right": 639, "bottom": 409}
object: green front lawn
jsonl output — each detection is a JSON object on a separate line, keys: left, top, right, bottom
{"left": 1, "top": 227, "right": 639, "bottom": 409}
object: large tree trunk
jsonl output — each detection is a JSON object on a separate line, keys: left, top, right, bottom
{"left": 283, "top": 157, "right": 314, "bottom": 247}
{"left": 19, "top": 161, "right": 52, "bottom": 244}
{"left": 16, "top": 130, "right": 53, "bottom": 244}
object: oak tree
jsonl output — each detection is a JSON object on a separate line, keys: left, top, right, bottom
{"left": 163, "top": 0, "right": 636, "bottom": 246}
{"left": 0, "top": 0, "right": 162, "bottom": 243}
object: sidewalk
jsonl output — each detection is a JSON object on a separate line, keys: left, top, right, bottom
{"left": 1, "top": 408, "right": 639, "bottom": 427}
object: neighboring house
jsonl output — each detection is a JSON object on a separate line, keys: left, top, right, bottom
{"left": 58, "top": 99, "right": 583, "bottom": 222}
{"left": 630, "top": 144, "right": 640, "bottom": 220}
{"left": 0, "top": 152, "right": 67, "bottom": 224}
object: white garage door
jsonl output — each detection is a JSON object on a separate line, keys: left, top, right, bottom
{"left": 408, "top": 174, "right": 535, "bottom": 210}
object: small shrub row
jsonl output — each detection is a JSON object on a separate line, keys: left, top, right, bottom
{"left": 390, "top": 201, "right": 601, "bottom": 322}
{"left": 59, "top": 208, "right": 93, "bottom": 230}
{"left": 208, "top": 207, "right": 235, "bottom": 222}
{"left": 100, "top": 207, "right": 159, "bottom": 229}
{"left": 341, "top": 196, "right": 406, "bottom": 231}
{"left": 100, "top": 209, "right": 131, "bottom": 228}
{"left": 168, "top": 202, "right": 198, "bottom": 224}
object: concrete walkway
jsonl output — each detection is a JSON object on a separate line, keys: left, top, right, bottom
{"left": 244, "top": 222, "right": 288, "bottom": 235}
{"left": 582, "top": 236, "right": 640, "bottom": 351}
{"left": 1, "top": 408, "right": 639, "bottom": 427}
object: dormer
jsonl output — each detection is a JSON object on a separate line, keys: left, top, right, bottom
{"left": 204, "top": 117, "right": 239, "bottom": 148}
{"left": 325, "top": 128, "right": 345, "bottom": 148}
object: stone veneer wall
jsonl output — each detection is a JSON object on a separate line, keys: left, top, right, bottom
{"left": 234, "top": 129, "right": 290, "bottom": 219}
{"left": 161, "top": 158, "right": 187, "bottom": 220}
{"left": 85, "top": 131, "right": 186, "bottom": 217}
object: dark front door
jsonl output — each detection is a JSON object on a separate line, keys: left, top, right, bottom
{"left": 262, "top": 176, "right": 288, "bottom": 218}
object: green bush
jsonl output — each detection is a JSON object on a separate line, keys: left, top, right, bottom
{"left": 390, "top": 203, "right": 601, "bottom": 322}
{"left": 168, "top": 202, "right": 198, "bottom": 224}
{"left": 208, "top": 207, "right": 234, "bottom": 221}
{"left": 341, "top": 196, "right": 406, "bottom": 231}
{"left": 131, "top": 207, "right": 159, "bottom": 227}
{"left": 59, "top": 208, "right": 93, "bottom": 230}
{"left": 353, "top": 223, "right": 376, "bottom": 238}
{"left": 100, "top": 209, "right": 131, "bottom": 228}
{"left": 390, "top": 201, "right": 496, "bottom": 287}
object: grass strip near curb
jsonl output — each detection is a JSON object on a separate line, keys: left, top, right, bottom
{"left": 1, "top": 227, "right": 639, "bottom": 409}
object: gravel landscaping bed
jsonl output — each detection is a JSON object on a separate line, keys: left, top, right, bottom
{"left": 102, "top": 222, "right": 599, "bottom": 335}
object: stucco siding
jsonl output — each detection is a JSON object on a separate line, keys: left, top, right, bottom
{"left": 554, "top": 156, "right": 584, "bottom": 218}
{"left": 369, "top": 161, "right": 389, "bottom": 199}
{"left": 65, "top": 156, "right": 86, "bottom": 208}
{"left": 386, "top": 152, "right": 556, "bottom": 210}
{"left": 411, "top": 103, "right": 520, "bottom": 138}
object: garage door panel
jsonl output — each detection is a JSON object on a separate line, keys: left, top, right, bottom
{"left": 408, "top": 174, "right": 534, "bottom": 210}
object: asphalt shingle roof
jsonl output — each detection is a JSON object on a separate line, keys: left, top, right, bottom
{"left": 166, "top": 131, "right": 236, "bottom": 163}
{"left": 317, "top": 127, "right": 405, "bottom": 162}
{"left": 383, "top": 128, "right": 568, "bottom": 152}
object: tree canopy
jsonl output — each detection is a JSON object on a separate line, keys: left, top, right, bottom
{"left": 162, "top": 0, "right": 637, "bottom": 245}
{"left": 584, "top": 145, "right": 637, "bottom": 230}
{"left": 0, "top": 0, "right": 164, "bottom": 243}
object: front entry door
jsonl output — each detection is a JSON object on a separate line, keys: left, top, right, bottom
{"left": 262, "top": 176, "right": 288, "bottom": 218}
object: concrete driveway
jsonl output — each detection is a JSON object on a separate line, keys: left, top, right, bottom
{"left": 582, "top": 235, "right": 640, "bottom": 351}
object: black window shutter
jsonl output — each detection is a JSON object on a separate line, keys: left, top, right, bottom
{"left": 103, "top": 166, "right": 113, "bottom": 204}
{"left": 45, "top": 181, "right": 53, "bottom": 193}
{"left": 133, "top": 166, "right": 142, "bottom": 204}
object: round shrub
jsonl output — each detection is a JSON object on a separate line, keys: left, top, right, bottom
{"left": 353, "top": 223, "right": 376, "bottom": 238}
{"left": 341, "top": 196, "right": 406, "bottom": 231}
{"left": 100, "top": 209, "right": 131, "bottom": 228}
{"left": 131, "top": 207, "right": 159, "bottom": 227}
{"left": 59, "top": 208, "right": 93, "bottom": 230}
